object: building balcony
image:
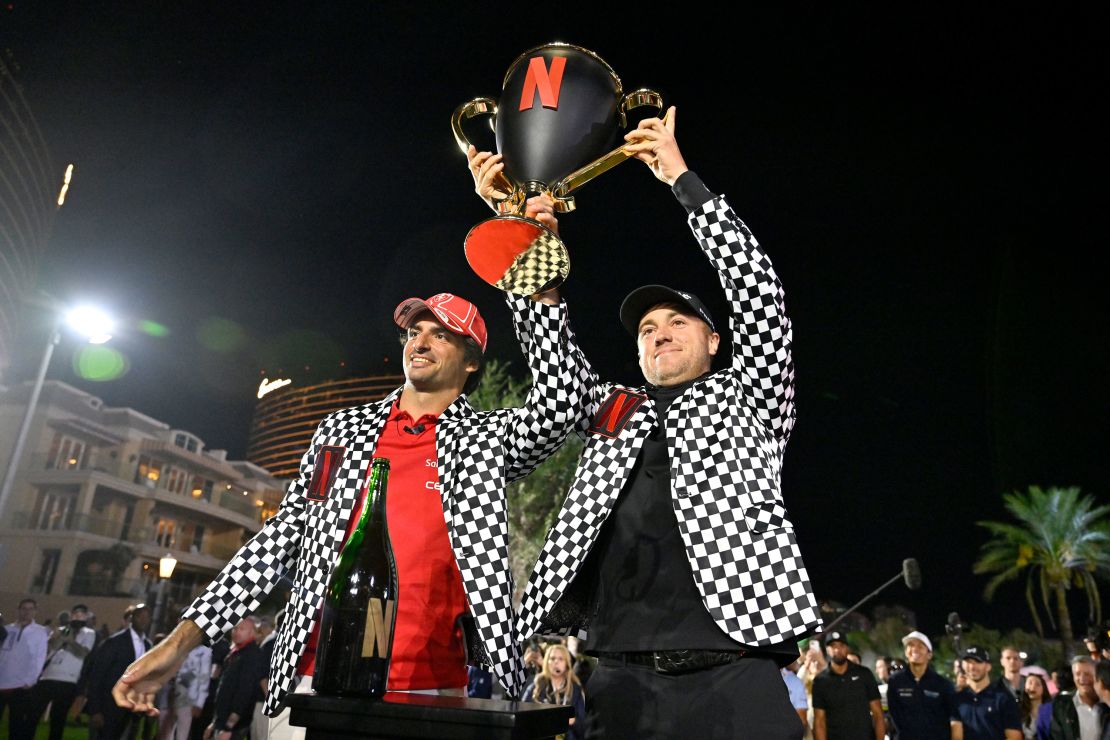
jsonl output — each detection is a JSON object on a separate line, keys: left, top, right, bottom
{"left": 10, "top": 511, "right": 243, "bottom": 570}
{"left": 10, "top": 510, "right": 152, "bottom": 545}
{"left": 22, "top": 454, "right": 268, "bottom": 531}
{"left": 68, "top": 575, "right": 149, "bottom": 599}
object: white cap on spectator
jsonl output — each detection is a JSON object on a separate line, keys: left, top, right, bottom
{"left": 902, "top": 630, "right": 933, "bottom": 652}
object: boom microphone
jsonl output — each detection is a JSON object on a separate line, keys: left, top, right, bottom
{"left": 822, "top": 556, "right": 923, "bottom": 634}
{"left": 902, "top": 558, "right": 922, "bottom": 591}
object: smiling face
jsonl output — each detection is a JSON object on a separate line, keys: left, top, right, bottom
{"left": 401, "top": 313, "right": 478, "bottom": 395}
{"left": 637, "top": 303, "right": 719, "bottom": 387}
{"left": 1073, "top": 660, "right": 1097, "bottom": 700}
{"left": 904, "top": 638, "right": 932, "bottom": 669}
{"left": 961, "top": 658, "right": 991, "bottom": 684}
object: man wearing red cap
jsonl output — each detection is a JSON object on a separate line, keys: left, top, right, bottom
{"left": 110, "top": 224, "right": 582, "bottom": 733}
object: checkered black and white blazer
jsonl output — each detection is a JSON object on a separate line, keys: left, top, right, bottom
{"left": 182, "top": 295, "right": 580, "bottom": 713}
{"left": 516, "top": 195, "right": 823, "bottom": 648}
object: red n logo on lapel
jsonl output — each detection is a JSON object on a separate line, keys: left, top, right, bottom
{"left": 306, "top": 446, "right": 345, "bottom": 502}
{"left": 588, "top": 390, "right": 646, "bottom": 438}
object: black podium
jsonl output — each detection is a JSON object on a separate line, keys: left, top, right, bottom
{"left": 287, "top": 692, "right": 573, "bottom": 739}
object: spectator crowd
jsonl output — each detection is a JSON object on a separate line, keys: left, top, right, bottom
{"left": 4, "top": 595, "right": 1110, "bottom": 739}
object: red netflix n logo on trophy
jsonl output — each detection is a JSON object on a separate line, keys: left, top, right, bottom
{"left": 519, "top": 56, "right": 567, "bottom": 111}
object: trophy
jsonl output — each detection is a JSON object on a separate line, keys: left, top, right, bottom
{"left": 452, "top": 43, "right": 662, "bottom": 294}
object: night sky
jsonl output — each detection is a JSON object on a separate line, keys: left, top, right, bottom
{"left": 3, "top": 4, "right": 1104, "bottom": 639}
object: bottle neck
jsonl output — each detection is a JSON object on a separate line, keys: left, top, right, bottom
{"left": 359, "top": 462, "right": 389, "bottom": 531}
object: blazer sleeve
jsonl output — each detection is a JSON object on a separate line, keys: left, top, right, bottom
{"left": 687, "top": 194, "right": 797, "bottom": 442}
{"left": 181, "top": 416, "right": 334, "bottom": 642}
{"left": 499, "top": 294, "right": 596, "bottom": 480}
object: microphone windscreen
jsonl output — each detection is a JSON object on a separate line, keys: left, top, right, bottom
{"left": 902, "top": 558, "right": 922, "bottom": 590}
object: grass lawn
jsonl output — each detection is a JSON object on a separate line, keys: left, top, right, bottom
{"left": 0, "top": 720, "right": 93, "bottom": 740}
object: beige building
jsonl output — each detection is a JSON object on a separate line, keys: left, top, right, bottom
{"left": 0, "top": 380, "right": 284, "bottom": 632}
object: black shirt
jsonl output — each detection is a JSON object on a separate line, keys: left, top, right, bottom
{"left": 886, "top": 665, "right": 958, "bottom": 740}
{"left": 954, "top": 683, "right": 1021, "bottom": 740}
{"left": 586, "top": 374, "right": 742, "bottom": 652}
{"left": 812, "top": 662, "right": 881, "bottom": 740}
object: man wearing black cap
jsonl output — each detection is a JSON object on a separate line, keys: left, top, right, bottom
{"left": 812, "top": 631, "right": 884, "bottom": 740}
{"left": 111, "top": 268, "right": 583, "bottom": 730}
{"left": 475, "top": 108, "right": 822, "bottom": 738}
{"left": 953, "top": 646, "right": 1021, "bottom": 740}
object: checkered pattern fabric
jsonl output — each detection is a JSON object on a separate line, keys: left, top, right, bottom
{"left": 495, "top": 228, "right": 570, "bottom": 296}
{"left": 517, "top": 195, "right": 822, "bottom": 647}
{"left": 182, "top": 294, "right": 580, "bottom": 713}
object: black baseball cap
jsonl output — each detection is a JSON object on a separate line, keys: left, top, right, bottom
{"left": 823, "top": 630, "right": 849, "bottom": 647}
{"left": 619, "top": 285, "right": 717, "bottom": 336}
{"left": 960, "top": 646, "right": 990, "bottom": 663}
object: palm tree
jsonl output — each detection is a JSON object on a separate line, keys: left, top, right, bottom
{"left": 974, "top": 486, "right": 1110, "bottom": 654}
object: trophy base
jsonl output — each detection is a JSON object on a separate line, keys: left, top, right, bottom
{"left": 464, "top": 216, "right": 570, "bottom": 296}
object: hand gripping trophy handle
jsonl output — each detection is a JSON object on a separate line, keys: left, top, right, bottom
{"left": 551, "top": 89, "right": 663, "bottom": 202}
{"left": 451, "top": 97, "right": 526, "bottom": 214}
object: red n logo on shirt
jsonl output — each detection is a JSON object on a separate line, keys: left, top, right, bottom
{"left": 519, "top": 56, "right": 567, "bottom": 111}
{"left": 588, "top": 390, "right": 647, "bottom": 438}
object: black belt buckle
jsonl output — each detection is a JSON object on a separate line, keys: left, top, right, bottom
{"left": 650, "top": 649, "right": 744, "bottom": 674}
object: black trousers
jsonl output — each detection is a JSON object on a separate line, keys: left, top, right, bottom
{"left": 30, "top": 680, "right": 80, "bottom": 740}
{"left": 584, "top": 656, "right": 804, "bottom": 740}
{"left": 0, "top": 687, "right": 37, "bottom": 740}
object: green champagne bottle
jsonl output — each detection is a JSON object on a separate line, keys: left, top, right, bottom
{"left": 313, "top": 457, "right": 397, "bottom": 696}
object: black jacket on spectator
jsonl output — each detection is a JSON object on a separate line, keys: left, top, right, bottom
{"left": 1050, "top": 691, "right": 1104, "bottom": 740}
{"left": 83, "top": 629, "right": 151, "bottom": 739}
{"left": 213, "top": 640, "right": 265, "bottom": 733}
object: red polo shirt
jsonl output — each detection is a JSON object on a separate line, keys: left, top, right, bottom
{"left": 298, "top": 402, "right": 469, "bottom": 689}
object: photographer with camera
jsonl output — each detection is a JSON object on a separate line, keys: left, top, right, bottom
{"left": 29, "top": 604, "right": 97, "bottom": 740}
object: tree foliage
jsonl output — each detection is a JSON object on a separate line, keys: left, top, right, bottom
{"left": 974, "top": 485, "right": 1110, "bottom": 652}
{"left": 469, "top": 360, "right": 583, "bottom": 600}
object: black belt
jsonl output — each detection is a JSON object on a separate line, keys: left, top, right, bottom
{"left": 597, "top": 649, "right": 747, "bottom": 675}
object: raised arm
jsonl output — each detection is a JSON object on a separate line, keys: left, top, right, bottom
{"left": 626, "top": 107, "right": 796, "bottom": 441}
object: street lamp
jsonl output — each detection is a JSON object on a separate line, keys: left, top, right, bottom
{"left": 0, "top": 301, "right": 116, "bottom": 521}
{"left": 152, "top": 553, "right": 178, "bottom": 633}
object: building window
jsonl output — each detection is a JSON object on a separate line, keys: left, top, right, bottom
{"left": 46, "top": 433, "right": 87, "bottom": 470}
{"left": 191, "top": 524, "right": 205, "bottom": 552}
{"left": 173, "top": 433, "right": 199, "bottom": 453}
{"left": 136, "top": 456, "right": 163, "bottom": 487}
{"left": 154, "top": 519, "right": 177, "bottom": 548}
{"left": 33, "top": 491, "right": 76, "bottom": 530}
{"left": 189, "top": 475, "right": 213, "bottom": 502}
{"left": 164, "top": 467, "right": 188, "bottom": 495}
{"left": 30, "top": 549, "right": 62, "bottom": 594}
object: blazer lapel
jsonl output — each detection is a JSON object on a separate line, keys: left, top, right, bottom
{"left": 517, "top": 387, "right": 656, "bottom": 638}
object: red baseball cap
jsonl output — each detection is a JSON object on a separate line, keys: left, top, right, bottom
{"left": 393, "top": 293, "right": 488, "bottom": 353}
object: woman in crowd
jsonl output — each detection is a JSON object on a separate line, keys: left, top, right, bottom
{"left": 522, "top": 643, "right": 586, "bottom": 740}
{"left": 1019, "top": 671, "right": 1053, "bottom": 740}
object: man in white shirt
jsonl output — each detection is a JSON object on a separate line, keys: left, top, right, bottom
{"left": 31, "top": 604, "right": 97, "bottom": 740}
{"left": 0, "top": 598, "right": 51, "bottom": 740}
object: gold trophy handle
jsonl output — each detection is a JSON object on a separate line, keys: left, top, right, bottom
{"left": 452, "top": 97, "right": 523, "bottom": 211}
{"left": 450, "top": 97, "right": 498, "bottom": 154}
{"left": 551, "top": 89, "right": 664, "bottom": 202}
